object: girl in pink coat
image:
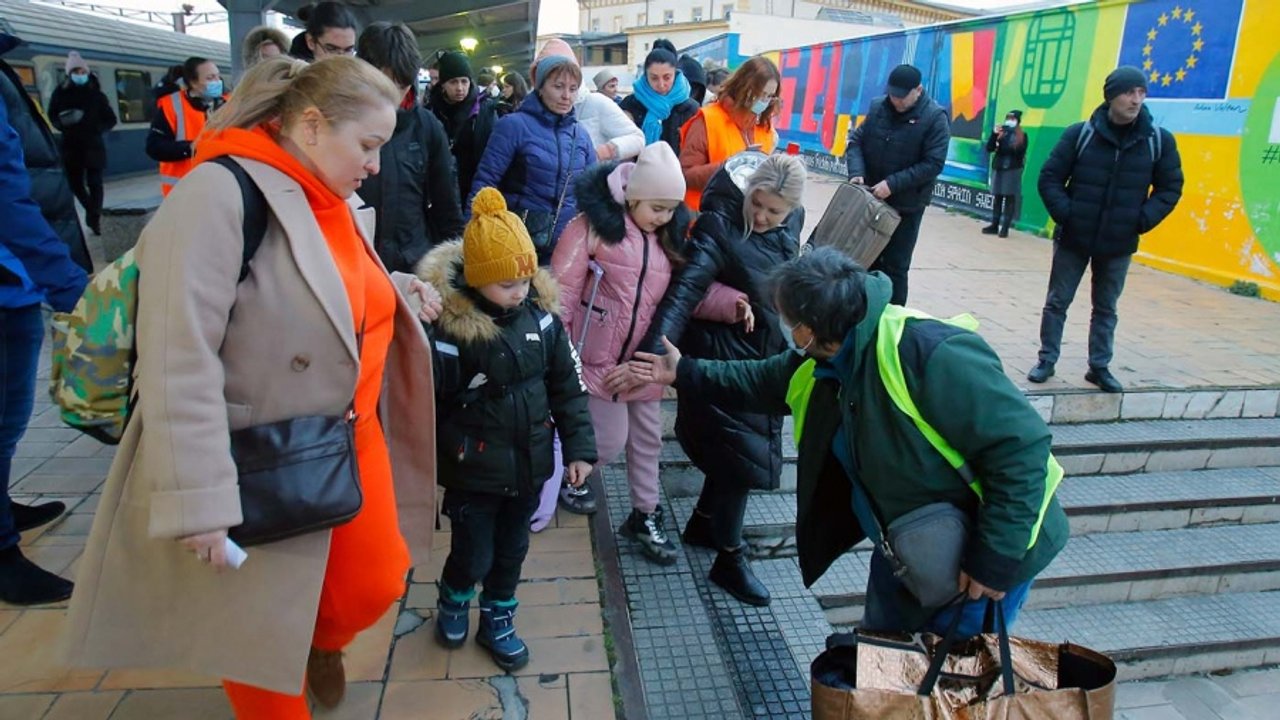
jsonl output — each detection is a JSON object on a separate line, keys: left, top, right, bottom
{"left": 549, "top": 142, "right": 751, "bottom": 563}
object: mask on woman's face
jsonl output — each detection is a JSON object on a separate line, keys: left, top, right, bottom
{"left": 778, "top": 316, "right": 814, "bottom": 356}
{"left": 204, "top": 80, "right": 224, "bottom": 99}
{"left": 750, "top": 97, "right": 770, "bottom": 116}
{"left": 1003, "top": 119, "right": 1018, "bottom": 129}
{"left": 70, "top": 73, "right": 89, "bottom": 86}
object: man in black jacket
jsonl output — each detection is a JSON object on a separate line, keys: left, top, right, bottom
{"left": 0, "top": 33, "right": 92, "bottom": 272}
{"left": 1031, "top": 66, "right": 1183, "bottom": 393}
{"left": 357, "top": 22, "right": 465, "bottom": 273}
{"left": 431, "top": 52, "right": 499, "bottom": 207}
{"left": 846, "top": 64, "right": 950, "bottom": 305}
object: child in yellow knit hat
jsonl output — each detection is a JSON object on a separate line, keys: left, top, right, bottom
{"left": 414, "top": 188, "right": 597, "bottom": 671}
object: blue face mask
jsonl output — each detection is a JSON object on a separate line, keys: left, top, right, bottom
{"left": 70, "top": 73, "right": 89, "bottom": 86}
{"left": 750, "top": 97, "right": 770, "bottom": 116}
{"left": 204, "top": 80, "right": 224, "bottom": 99}
{"left": 778, "top": 316, "right": 814, "bottom": 357}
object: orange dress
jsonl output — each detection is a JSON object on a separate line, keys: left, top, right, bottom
{"left": 201, "top": 128, "right": 409, "bottom": 719}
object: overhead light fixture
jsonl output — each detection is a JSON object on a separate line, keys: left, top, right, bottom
{"left": 460, "top": 37, "right": 478, "bottom": 53}
{"left": 492, "top": 65, "right": 504, "bottom": 74}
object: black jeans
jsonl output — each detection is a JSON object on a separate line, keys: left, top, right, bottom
{"left": 870, "top": 209, "right": 924, "bottom": 306}
{"left": 1037, "top": 242, "right": 1132, "bottom": 369}
{"left": 990, "top": 195, "right": 1017, "bottom": 233}
{"left": 440, "top": 488, "right": 539, "bottom": 603}
{"left": 695, "top": 470, "right": 750, "bottom": 551}
{"left": 1, "top": 304, "right": 44, "bottom": 551}
{"left": 64, "top": 155, "right": 104, "bottom": 225}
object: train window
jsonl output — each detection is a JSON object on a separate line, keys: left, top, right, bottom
{"left": 13, "top": 65, "right": 35, "bottom": 87}
{"left": 115, "top": 69, "right": 153, "bottom": 123}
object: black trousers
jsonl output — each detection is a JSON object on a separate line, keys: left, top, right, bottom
{"left": 64, "top": 154, "right": 104, "bottom": 225}
{"left": 870, "top": 209, "right": 925, "bottom": 306}
{"left": 989, "top": 195, "right": 1017, "bottom": 233}
{"left": 439, "top": 488, "right": 539, "bottom": 603}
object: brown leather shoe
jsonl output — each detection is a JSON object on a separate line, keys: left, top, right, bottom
{"left": 306, "top": 647, "right": 346, "bottom": 708}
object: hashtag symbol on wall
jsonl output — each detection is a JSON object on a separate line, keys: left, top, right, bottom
{"left": 1263, "top": 145, "right": 1280, "bottom": 165}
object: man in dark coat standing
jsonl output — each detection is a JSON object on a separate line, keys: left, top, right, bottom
{"left": 356, "top": 22, "right": 465, "bottom": 273}
{"left": 845, "top": 63, "right": 950, "bottom": 305}
{"left": 1030, "top": 66, "right": 1183, "bottom": 393}
{"left": 0, "top": 33, "right": 92, "bottom": 272}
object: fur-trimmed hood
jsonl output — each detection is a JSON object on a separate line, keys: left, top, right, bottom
{"left": 572, "top": 160, "right": 693, "bottom": 247}
{"left": 415, "top": 240, "right": 561, "bottom": 345}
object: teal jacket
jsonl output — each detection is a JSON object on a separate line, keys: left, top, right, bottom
{"left": 674, "top": 273, "right": 1068, "bottom": 591}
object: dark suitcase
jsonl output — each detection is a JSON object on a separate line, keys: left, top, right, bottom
{"left": 805, "top": 181, "right": 901, "bottom": 268}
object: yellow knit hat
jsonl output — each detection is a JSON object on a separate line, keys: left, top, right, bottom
{"left": 463, "top": 188, "right": 538, "bottom": 287}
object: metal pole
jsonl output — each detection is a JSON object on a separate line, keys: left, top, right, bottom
{"left": 225, "top": 0, "right": 267, "bottom": 82}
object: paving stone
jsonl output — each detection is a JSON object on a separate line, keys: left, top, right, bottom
{"left": 42, "top": 691, "right": 125, "bottom": 720}
{"left": 1184, "top": 392, "right": 1224, "bottom": 420}
{"left": 1242, "top": 390, "right": 1280, "bottom": 418}
{"left": 1145, "top": 449, "right": 1212, "bottom": 473}
{"left": 108, "top": 688, "right": 230, "bottom": 720}
{"left": 1206, "top": 391, "right": 1248, "bottom": 419}
{"left": 380, "top": 679, "right": 499, "bottom": 719}
{"left": 567, "top": 671, "right": 614, "bottom": 720}
{"left": 0, "top": 693, "right": 55, "bottom": 719}
{"left": 98, "top": 667, "right": 217, "bottom": 690}
{"left": 1123, "top": 392, "right": 1169, "bottom": 420}
{"left": 1028, "top": 394, "right": 1054, "bottom": 423}
{"left": 1053, "top": 393, "right": 1122, "bottom": 423}
{"left": 1162, "top": 393, "right": 1193, "bottom": 419}
{"left": 314, "top": 681, "right": 384, "bottom": 720}
{"left": 0, "top": 610, "right": 102, "bottom": 693}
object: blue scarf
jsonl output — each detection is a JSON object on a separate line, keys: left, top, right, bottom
{"left": 633, "top": 71, "right": 691, "bottom": 144}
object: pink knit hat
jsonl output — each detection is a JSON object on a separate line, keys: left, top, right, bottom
{"left": 65, "top": 51, "right": 89, "bottom": 74}
{"left": 610, "top": 142, "right": 686, "bottom": 204}
{"left": 531, "top": 38, "right": 578, "bottom": 88}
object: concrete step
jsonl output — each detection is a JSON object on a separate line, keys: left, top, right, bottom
{"left": 658, "top": 387, "right": 1280, "bottom": 430}
{"left": 720, "top": 467, "right": 1280, "bottom": 558}
{"left": 809, "top": 522, "right": 1280, "bottom": 626}
{"left": 659, "top": 417, "right": 1280, "bottom": 480}
{"left": 1010, "top": 590, "right": 1280, "bottom": 681}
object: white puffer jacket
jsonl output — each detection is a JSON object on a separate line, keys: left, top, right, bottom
{"left": 575, "top": 91, "right": 645, "bottom": 161}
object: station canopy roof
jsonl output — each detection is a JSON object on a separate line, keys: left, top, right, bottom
{"left": 240, "top": 0, "right": 541, "bottom": 74}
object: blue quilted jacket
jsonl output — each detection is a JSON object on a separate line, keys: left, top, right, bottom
{"left": 469, "top": 92, "right": 595, "bottom": 258}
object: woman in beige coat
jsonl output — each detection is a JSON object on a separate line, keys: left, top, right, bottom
{"left": 64, "top": 57, "right": 439, "bottom": 718}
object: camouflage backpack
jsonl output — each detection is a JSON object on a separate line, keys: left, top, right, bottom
{"left": 48, "top": 157, "right": 268, "bottom": 444}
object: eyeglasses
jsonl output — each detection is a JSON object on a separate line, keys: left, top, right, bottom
{"left": 319, "top": 43, "right": 357, "bottom": 57}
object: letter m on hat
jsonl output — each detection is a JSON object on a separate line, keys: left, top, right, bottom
{"left": 515, "top": 255, "right": 536, "bottom": 276}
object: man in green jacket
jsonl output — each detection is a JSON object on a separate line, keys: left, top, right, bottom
{"left": 633, "top": 248, "right": 1068, "bottom": 636}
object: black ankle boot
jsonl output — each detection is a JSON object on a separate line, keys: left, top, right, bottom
{"left": 709, "top": 547, "right": 770, "bottom": 607}
{"left": 681, "top": 509, "right": 715, "bottom": 550}
{"left": 0, "top": 546, "right": 74, "bottom": 605}
{"left": 12, "top": 500, "right": 66, "bottom": 533}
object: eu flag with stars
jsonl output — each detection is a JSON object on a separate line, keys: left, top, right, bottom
{"left": 1118, "top": 0, "right": 1243, "bottom": 99}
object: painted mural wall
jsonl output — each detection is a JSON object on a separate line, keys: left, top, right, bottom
{"left": 746, "top": 0, "right": 1280, "bottom": 298}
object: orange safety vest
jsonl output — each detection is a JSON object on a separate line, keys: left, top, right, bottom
{"left": 157, "top": 91, "right": 216, "bottom": 196}
{"left": 681, "top": 102, "right": 777, "bottom": 211}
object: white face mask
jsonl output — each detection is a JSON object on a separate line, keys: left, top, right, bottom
{"left": 779, "top": 316, "right": 814, "bottom": 356}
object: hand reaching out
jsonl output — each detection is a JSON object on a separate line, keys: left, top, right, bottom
{"left": 631, "top": 336, "right": 682, "bottom": 387}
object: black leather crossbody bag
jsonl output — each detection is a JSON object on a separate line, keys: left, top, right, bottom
{"left": 226, "top": 322, "right": 366, "bottom": 547}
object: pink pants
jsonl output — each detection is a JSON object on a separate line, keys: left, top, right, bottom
{"left": 586, "top": 396, "right": 663, "bottom": 514}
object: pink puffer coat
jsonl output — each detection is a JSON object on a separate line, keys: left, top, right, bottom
{"left": 552, "top": 161, "right": 743, "bottom": 402}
